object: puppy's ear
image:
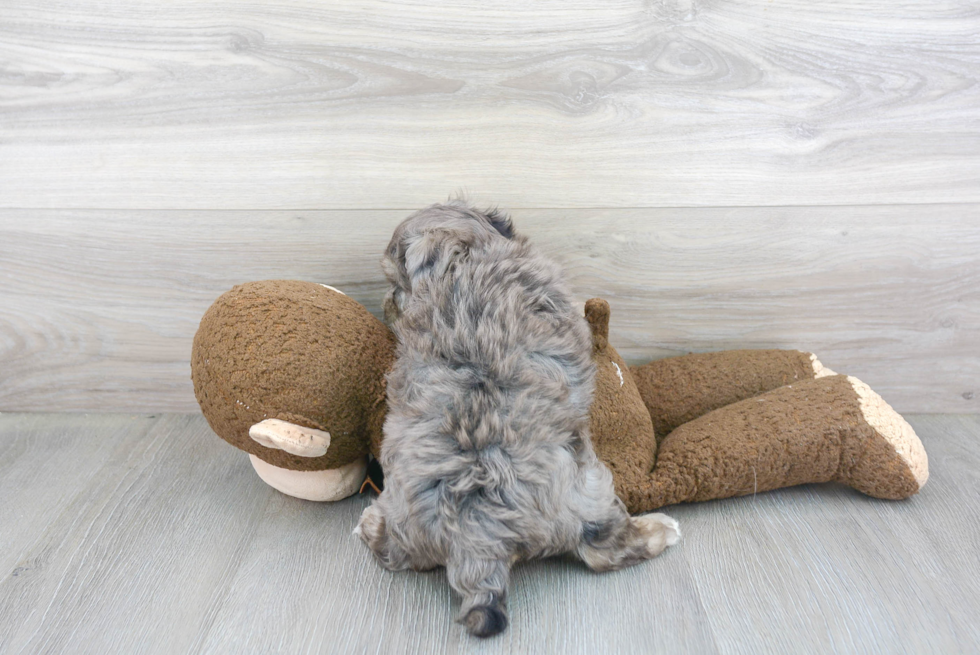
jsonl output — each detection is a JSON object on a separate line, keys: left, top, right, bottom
{"left": 484, "top": 208, "right": 514, "bottom": 239}
{"left": 383, "top": 286, "right": 405, "bottom": 325}
{"left": 380, "top": 246, "right": 409, "bottom": 324}
{"left": 403, "top": 231, "right": 465, "bottom": 282}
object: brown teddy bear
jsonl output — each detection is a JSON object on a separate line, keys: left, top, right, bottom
{"left": 191, "top": 280, "right": 928, "bottom": 511}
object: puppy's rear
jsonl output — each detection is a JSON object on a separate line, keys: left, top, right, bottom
{"left": 356, "top": 202, "right": 679, "bottom": 637}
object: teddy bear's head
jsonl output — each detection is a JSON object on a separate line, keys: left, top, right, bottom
{"left": 191, "top": 280, "right": 395, "bottom": 472}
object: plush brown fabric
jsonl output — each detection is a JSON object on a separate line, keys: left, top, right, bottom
{"left": 192, "top": 285, "right": 927, "bottom": 511}
{"left": 584, "top": 299, "right": 658, "bottom": 505}
{"left": 582, "top": 300, "right": 925, "bottom": 513}
{"left": 191, "top": 281, "right": 395, "bottom": 471}
{"left": 630, "top": 349, "right": 818, "bottom": 439}
{"left": 629, "top": 375, "right": 923, "bottom": 511}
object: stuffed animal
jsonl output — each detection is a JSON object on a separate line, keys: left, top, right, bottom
{"left": 191, "top": 280, "right": 928, "bottom": 511}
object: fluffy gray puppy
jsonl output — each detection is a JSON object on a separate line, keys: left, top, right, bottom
{"left": 355, "top": 201, "right": 680, "bottom": 638}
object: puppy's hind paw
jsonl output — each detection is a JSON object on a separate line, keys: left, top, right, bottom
{"left": 354, "top": 504, "right": 384, "bottom": 547}
{"left": 632, "top": 513, "right": 681, "bottom": 558}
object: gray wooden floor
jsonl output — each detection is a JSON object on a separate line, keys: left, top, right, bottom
{"left": 1, "top": 413, "right": 977, "bottom": 654}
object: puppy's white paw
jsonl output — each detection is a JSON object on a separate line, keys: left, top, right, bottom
{"left": 632, "top": 513, "right": 681, "bottom": 558}
{"left": 355, "top": 504, "right": 383, "bottom": 545}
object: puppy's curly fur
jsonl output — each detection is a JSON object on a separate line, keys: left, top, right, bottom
{"left": 355, "top": 201, "right": 679, "bottom": 638}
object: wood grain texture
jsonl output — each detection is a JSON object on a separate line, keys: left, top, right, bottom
{"left": 0, "top": 413, "right": 977, "bottom": 653}
{"left": 0, "top": 414, "right": 273, "bottom": 655}
{"left": 688, "top": 414, "right": 980, "bottom": 653}
{"left": 0, "top": 414, "right": 157, "bottom": 579}
{"left": 1, "top": 0, "right": 979, "bottom": 209}
{"left": 2, "top": 206, "right": 977, "bottom": 413}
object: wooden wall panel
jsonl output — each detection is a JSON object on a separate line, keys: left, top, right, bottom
{"left": 1, "top": 206, "right": 976, "bottom": 413}
{"left": 2, "top": 1, "right": 978, "bottom": 413}
{"left": 1, "top": 0, "right": 978, "bottom": 209}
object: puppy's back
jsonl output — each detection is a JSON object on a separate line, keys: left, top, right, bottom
{"left": 375, "top": 205, "right": 598, "bottom": 637}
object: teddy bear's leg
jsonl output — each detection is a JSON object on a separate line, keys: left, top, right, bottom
{"left": 630, "top": 349, "right": 837, "bottom": 440}
{"left": 627, "top": 374, "right": 928, "bottom": 512}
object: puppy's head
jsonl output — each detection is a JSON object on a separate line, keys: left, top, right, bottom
{"left": 381, "top": 202, "right": 514, "bottom": 323}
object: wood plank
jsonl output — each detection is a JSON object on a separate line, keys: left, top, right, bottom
{"left": 1, "top": 0, "right": 978, "bottom": 209}
{"left": 0, "top": 414, "right": 273, "bottom": 655}
{"left": 2, "top": 206, "right": 977, "bottom": 413}
{"left": 683, "top": 414, "right": 980, "bottom": 653}
{"left": 0, "top": 413, "right": 977, "bottom": 652}
{"left": 0, "top": 414, "right": 157, "bottom": 577}
{"left": 194, "top": 487, "right": 715, "bottom": 654}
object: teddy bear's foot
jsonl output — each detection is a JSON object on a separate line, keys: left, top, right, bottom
{"left": 840, "top": 376, "right": 928, "bottom": 498}
{"left": 809, "top": 353, "right": 837, "bottom": 378}
{"left": 249, "top": 454, "right": 368, "bottom": 501}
